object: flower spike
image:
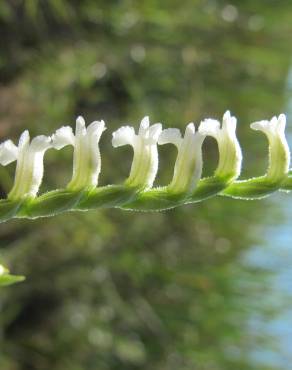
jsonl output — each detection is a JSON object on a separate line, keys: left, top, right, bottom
{"left": 0, "top": 131, "right": 52, "bottom": 200}
{"left": 52, "top": 116, "right": 106, "bottom": 191}
{"left": 158, "top": 122, "right": 207, "bottom": 193}
{"left": 112, "top": 116, "right": 162, "bottom": 189}
{"left": 0, "top": 111, "right": 291, "bottom": 222}
{"left": 199, "top": 111, "right": 242, "bottom": 181}
{"left": 250, "top": 114, "right": 290, "bottom": 182}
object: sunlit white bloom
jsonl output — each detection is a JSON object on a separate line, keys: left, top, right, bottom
{"left": 158, "top": 123, "right": 207, "bottom": 193}
{"left": 0, "top": 131, "right": 52, "bottom": 200}
{"left": 52, "top": 116, "right": 106, "bottom": 191}
{"left": 112, "top": 116, "right": 162, "bottom": 188}
{"left": 199, "top": 111, "right": 242, "bottom": 180}
{"left": 0, "top": 264, "right": 7, "bottom": 276}
{"left": 251, "top": 114, "right": 290, "bottom": 180}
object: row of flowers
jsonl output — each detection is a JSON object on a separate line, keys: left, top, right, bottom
{"left": 0, "top": 111, "right": 290, "bottom": 201}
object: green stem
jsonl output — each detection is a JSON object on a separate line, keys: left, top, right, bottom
{"left": 0, "top": 170, "right": 291, "bottom": 221}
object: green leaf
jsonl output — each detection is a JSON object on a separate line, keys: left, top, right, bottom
{"left": 0, "top": 265, "right": 25, "bottom": 287}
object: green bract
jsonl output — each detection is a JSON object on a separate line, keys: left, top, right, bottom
{"left": 0, "top": 112, "right": 290, "bottom": 221}
{"left": 0, "top": 264, "right": 25, "bottom": 287}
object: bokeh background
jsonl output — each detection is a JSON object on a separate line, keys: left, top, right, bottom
{"left": 1, "top": 1, "right": 292, "bottom": 369}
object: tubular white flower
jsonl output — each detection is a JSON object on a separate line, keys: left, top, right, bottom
{"left": 251, "top": 114, "right": 290, "bottom": 181}
{"left": 0, "top": 131, "right": 52, "bottom": 200}
{"left": 52, "top": 116, "right": 106, "bottom": 191}
{"left": 158, "top": 123, "right": 207, "bottom": 193}
{"left": 199, "top": 111, "right": 242, "bottom": 180}
{"left": 112, "top": 116, "right": 162, "bottom": 189}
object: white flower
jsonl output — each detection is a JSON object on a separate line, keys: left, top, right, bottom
{"left": 251, "top": 114, "right": 290, "bottom": 180}
{"left": 199, "top": 111, "right": 242, "bottom": 180}
{"left": 0, "top": 131, "right": 52, "bottom": 200}
{"left": 0, "top": 264, "right": 7, "bottom": 276}
{"left": 52, "top": 116, "right": 106, "bottom": 191}
{"left": 158, "top": 122, "right": 207, "bottom": 193}
{"left": 112, "top": 116, "right": 162, "bottom": 189}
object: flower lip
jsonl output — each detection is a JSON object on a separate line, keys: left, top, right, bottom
{"left": 0, "top": 140, "right": 19, "bottom": 165}
{"left": 52, "top": 126, "right": 75, "bottom": 149}
{"left": 198, "top": 118, "right": 220, "bottom": 137}
{"left": 30, "top": 135, "right": 52, "bottom": 151}
{"left": 112, "top": 126, "right": 136, "bottom": 147}
{"left": 158, "top": 128, "right": 182, "bottom": 147}
{"left": 250, "top": 113, "right": 286, "bottom": 134}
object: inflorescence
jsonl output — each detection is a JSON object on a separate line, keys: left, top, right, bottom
{"left": 0, "top": 111, "right": 291, "bottom": 222}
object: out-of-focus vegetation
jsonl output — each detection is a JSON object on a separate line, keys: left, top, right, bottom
{"left": 0, "top": 1, "right": 292, "bottom": 369}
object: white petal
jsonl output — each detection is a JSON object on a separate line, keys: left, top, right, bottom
{"left": 250, "top": 114, "right": 285, "bottom": 134}
{"left": 158, "top": 128, "right": 182, "bottom": 147}
{"left": 76, "top": 116, "right": 86, "bottom": 136}
{"left": 0, "top": 140, "right": 18, "bottom": 165}
{"left": 222, "top": 110, "right": 231, "bottom": 123}
{"left": 250, "top": 120, "right": 269, "bottom": 131}
{"left": 52, "top": 126, "right": 75, "bottom": 149}
{"left": 30, "top": 135, "right": 52, "bottom": 152}
{"left": 185, "top": 122, "right": 196, "bottom": 136}
{"left": 18, "top": 130, "right": 30, "bottom": 149}
{"left": 138, "top": 116, "right": 150, "bottom": 136}
{"left": 0, "top": 265, "right": 5, "bottom": 275}
{"left": 146, "top": 123, "right": 163, "bottom": 144}
{"left": 112, "top": 126, "right": 136, "bottom": 147}
{"left": 199, "top": 119, "right": 220, "bottom": 137}
{"left": 277, "top": 114, "right": 286, "bottom": 133}
{"left": 87, "top": 120, "right": 106, "bottom": 140}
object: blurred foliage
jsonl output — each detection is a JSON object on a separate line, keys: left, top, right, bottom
{"left": 0, "top": 0, "right": 292, "bottom": 369}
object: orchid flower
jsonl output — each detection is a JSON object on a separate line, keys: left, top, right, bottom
{"left": 250, "top": 114, "right": 290, "bottom": 182}
{"left": 199, "top": 111, "right": 242, "bottom": 181}
{"left": 0, "top": 131, "right": 52, "bottom": 200}
{"left": 158, "top": 123, "right": 207, "bottom": 193}
{"left": 52, "top": 116, "right": 106, "bottom": 191}
{"left": 112, "top": 116, "right": 162, "bottom": 189}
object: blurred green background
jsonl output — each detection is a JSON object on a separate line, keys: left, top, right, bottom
{"left": 0, "top": 1, "right": 292, "bottom": 369}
